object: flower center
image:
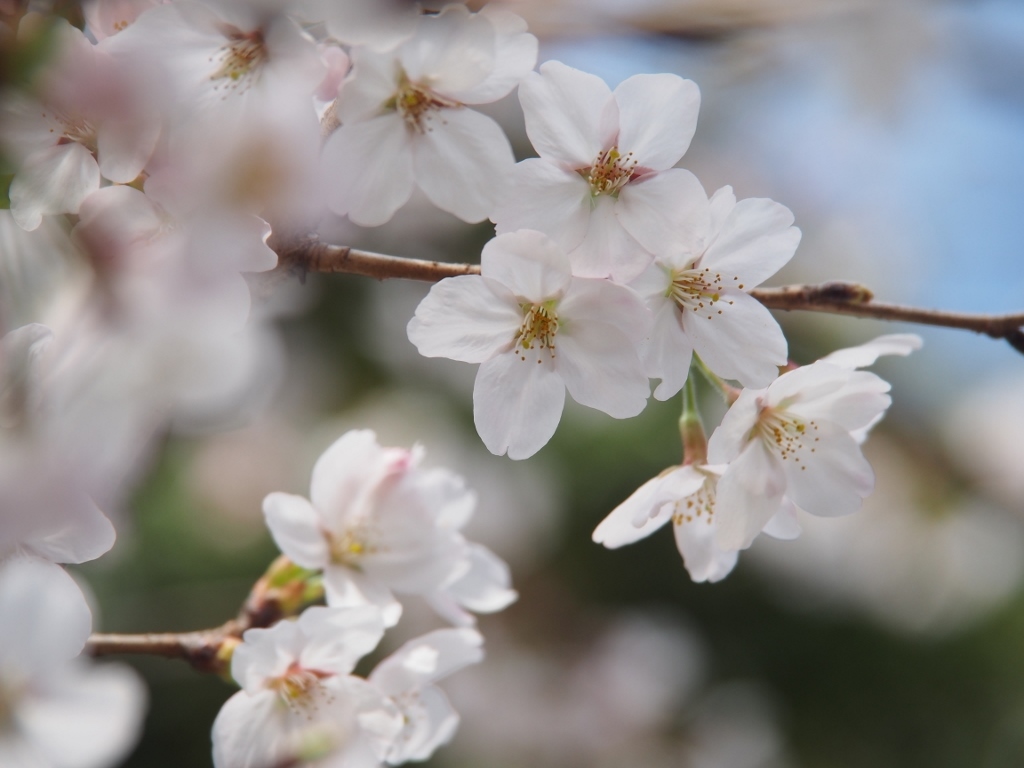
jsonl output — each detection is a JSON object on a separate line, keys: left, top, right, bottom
{"left": 209, "top": 25, "right": 268, "bottom": 94}
{"left": 392, "top": 76, "right": 462, "bottom": 132}
{"left": 580, "top": 146, "right": 637, "bottom": 197}
{"left": 755, "top": 406, "right": 819, "bottom": 470}
{"left": 269, "top": 662, "right": 333, "bottom": 712}
{"left": 326, "top": 524, "right": 377, "bottom": 567}
{"left": 514, "top": 302, "right": 559, "bottom": 363}
{"left": 43, "top": 108, "right": 97, "bottom": 153}
{"left": 667, "top": 265, "right": 741, "bottom": 320}
{"left": 672, "top": 477, "right": 716, "bottom": 527}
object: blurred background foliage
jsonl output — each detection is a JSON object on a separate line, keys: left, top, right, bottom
{"left": 50, "top": 0, "right": 1024, "bottom": 765}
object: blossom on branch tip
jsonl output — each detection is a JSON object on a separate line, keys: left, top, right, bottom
{"left": 407, "top": 229, "right": 652, "bottom": 459}
{"left": 322, "top": 4, "right": 537, "bottom": 225}
{"left": 491, "top": 60, "right": 702, "bottom": 283}
{"left": 263, "top": 429, "right": 515, "bottom": 626}
{"left": 706, "top": 334, "right": 922, "bottom": 551}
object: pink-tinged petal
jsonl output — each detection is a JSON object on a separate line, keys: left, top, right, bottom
{"left": 309, "top": 430, "right": 392, "bottom": 527}
{"left": 298, "top": 606, "right": 386, "bottom": 676}
{"left": 673, "top": 512, "right": 739, "bottom": 583}
{"left": 23, "top": 500, "right": 116, "bottom": 565}
{"left": 762, "top": 498, "right": 802, "bottom": 540}
{"left": 643, "top": 299, "right": 694, "bottom": 401}
{"left": 18, "top": 661, "right": 146, "bottom": 768}
{"left": 233, "top": 621, "right": 304, "bottom": 692}
{"left": 322, "top": 114, "right": 414, "bottom": 226}
{"left": 407, "top": 275, "right": 519, "bottom": 363}
{"left": 781, "top": 420, "right": 875, "bottom": 517}
{"left": 707, "top": 389, "right": 764, "bottom": 464}
{"left": 335, "top": 47, "right": 397, "bottom": 124}
{"left": 96, "top": 111, "right": 159, "bottom": 183}
{"left": 614, "top": 73, "right": 700, "bottom": 170}
{"left": 262, "top": 492, "right": 329, "bottom": 570}
{"left": 714, "top": 440, "right": 786, "bottom": 551}
{"left": 0, "top": 558, "right": 91, "bottom": 669}
{"left": 571, "top": 195, "right": 651, "bottom": 283}
{"left": 701, "top": 197, "right": 801, "bottom": 287}
{"left": 438, "top": 543, "right": 517, "bottom": 615}
{"left": 10, "top": 144, "right": 100, "bottom": 231}
{"left": 309, "top": 0, "right": 419, "bottom": 50}
{"left": 519, "top": 61, "right": 616, "bottom": 169}
{"left": 370, "top": 628, "right": 483, "bottom": 696}
{"left": 556, "top": 321, "right": 649, "bottom": 419}
{"left": 473, "top": 353, "right": 564, "bottom": 459}
{"left": 456, "top": 6, "right": 537, "bottom": 104}
{"left": 323, "top": 566, "right": 403, "bottom": 627}
{"left": 491, "top": 158, "right": 591, "bottom": 252}
{"left": 400, "top": 5, "right": 496, "bottom": 96}
{"left": 84, "top": 0, "right": 159, "bottom": 41}
{"left": 480, "top": 230, "right": 573, "bottom": 301}
{"left": 684, "top": 288, "right": 787, "bottom": 389}
{"left": 817, "top": 334, "right": 923, "bottom": 370}
{"left": 559, "top": 276, "right": 651, "bottom": 346}
{"left": 413, "top": 108, "right": 515, "bottom": 223}
{"left": 617, "top": 168, "right": 710, "bottom": 260}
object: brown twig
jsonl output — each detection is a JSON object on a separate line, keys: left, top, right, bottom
{"left": 273, "top": 237, "right": 1024, "bottom": 342}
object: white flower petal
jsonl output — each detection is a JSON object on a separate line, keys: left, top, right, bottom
{"left": 322, "top": 566, "right": 403, "bottom": 627}
{"left": 480, "top": 230, "right": 572, "bottom": 301}
{"left": 262, "top": 492, "right": 329, "bottom": 570}
{"left": 707, "top": 389, "right": 764, "bottom": 465}
{"left": 673, "top": 513, "right": 739, "bottom": 584}
{"left": 701, "top": 197, "right": 801, "bottom": 287}
{"left": 558, "top": 276, "right": 651, "bottom": 346}
{"left": 370, "top": 628, "right": 483, "bottom": 696}
{"left": 334, "top": 46, "right": 396, "bottom": 124}
{"left": 614, "top": 73, "right": 700, "bottom": 170}
{"left": 309, "top": 430, "right": 388, "bottom": 528}
{"left": 643, "top": 299, "right": 694, "bottom": 401}
{"left": 383, "top": 685, "right": 459, "bottom": 763}
{"left": 297, "top": 606, "right": 386, "bottom": 676}
{"left": 322, "top": 113, "right": 414, "bottom": 226}
{"left": 817, "top": 334, "right": 924, "bottom": 369}
{"left": 519, "top": 61, "right": 616, "bottom": 169}
{"left": 781, "top": 420, "right": 875, "bottom": 517}
{"left": 22, "top": 500, "right": 116, "bottom": 565}
{"left": 456, "top": 6, "right": 537, "bottom": 104}
{"left": 18, "top": 661, "right": 146, "bottom": 768}
{"left": 784, "top": 367, "right": 892, "bottom": 432}
{"left": 714, "top": 440, "right": 786, "bottom": 551}
{"left": 492, "top": 158, "right": 592, "bottom": 253}
{"left": 556, "top": 320, "right": 649, "bottom": 419}
{"left": 617, "top": 168, "right": 710, "bottom": 259}
{"left": 413, "top": 108, "right": 515, "bottom": 223}
{"left": 684, "top": 288, "right": 787, "bottom": 389}
{"left": 570, "top": 194, "right": 651, "bottom": 282}
{"left": 762, "top": 498, "right": 802, "bottom": 540}
{"left": 10, "top": 144, "right": 100, "bottom": 231}
{"left": 435, "top": 543, "right": 517, "bottom": 618}
{"left": 473, "top": 352, "right": 564, "bottom": 460}
{"left": 593, "top": 472, "right": 688, "bottom": 548}
{"left": 407, "top": 275, "right": 520, "bottom": 363}
{"left": 400, "top": 5, "right": 496, "bottom": 96}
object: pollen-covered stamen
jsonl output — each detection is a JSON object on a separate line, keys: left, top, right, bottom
{"left": 672, "top": 478, "right": 716, "bottom": 527}
{"left": 326, "top": 524, "right": 378, "bottom": 567}
{"left": 392, "top": 76, "right": 462, "bottom": 132}
{"left": 209, "top": 25, "right": 268, "bottom": 93}
{"left": 44, "top": 109, "right": 98, "bottom": 153}
{"left": 580, "top": 146, "right": 638, "bottom": 197}
{"left": 755, "top": 406, "right": 819, "bottom": 470}
{"left": 268, "top": 663, "right": 334, "bottom": 712}
{"left": 667, "top": 264, "right": 740, "bottom": 320}
{"left": 514, "top": 302, "right": 559, "bottom": 363}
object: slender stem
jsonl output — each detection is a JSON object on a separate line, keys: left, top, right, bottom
{"left": 273, "top": 237, "right": 1024, "bottom": 344}
{"left": 680, "top": 375, "right": 707, "bottom": 465}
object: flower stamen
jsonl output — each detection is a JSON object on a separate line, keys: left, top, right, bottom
{"left": 515, "top": 302, "right": 558, "bottom": 362}
{"left": 580, "top": 146, "right": 638, "bottom": 197}
{"left": 209, "top": 25, "right": 268, "bottom": 94}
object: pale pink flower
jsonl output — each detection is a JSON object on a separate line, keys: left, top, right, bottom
{"left": 492, "top": 60, "right": 702, "bottom": 283}
{"left": 707, "top": 334, "right": 922, "bottom": 550}
{"left": 322, "top": 4, "right": 537, "bottom": 225}
{"left": 407, "top": 230, "right": 651, "bottom": 459}
{"left": 632, "top": 185, "right": 801, "bottom": 396}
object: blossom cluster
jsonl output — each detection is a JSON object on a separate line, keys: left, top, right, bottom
{"left": 0, "top": 0, "right": 925, "bottom": 765}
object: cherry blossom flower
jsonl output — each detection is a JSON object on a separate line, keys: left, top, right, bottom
{"left": 593, "top": 463, "right": 801, "bottom": 583}
{"left": 407, "top": 229, "right": 651, "bottom": 459}
{"left": 0, "top": 556, "right": 146, "bottom": 768}
{"left": 707, "top": 334, "right": 922, "bottom": 551}
{"left": 368, "top": 628, "right": 484, "bottom": 764}
{"left": 0, "top": 19, "right": 160, "bottom": 230}
{"left": 322, "top": 4, "right": 537, "bottom": 225}
{"left": 211, "top": 605, "right": 402, "bottom": 768}
{"left": 491, "top": 60, "right": 702, "bottom": 283}
{"left": 632, "top": 185, "right": 801, "bottom": 396}
{"left": 263, "top": 429, "right": 513, "bottom": 626}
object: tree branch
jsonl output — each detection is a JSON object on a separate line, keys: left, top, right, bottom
{"left": 273, "top": 236, "right": 1024, "bottom": 342}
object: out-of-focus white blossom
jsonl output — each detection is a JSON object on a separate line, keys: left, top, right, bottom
{"left": 322, "top": 4, "right": 537, "bottom": 225}
{"left": 408, "top": 229, "right": 651, "bottom": 459}
{"left": 492, "top": 60, "right": 702, "bottom": 283}
{"left": 0, "top": 556, "right": 146, "bottom": 768}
